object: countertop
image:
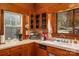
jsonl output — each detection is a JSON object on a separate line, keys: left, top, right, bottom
{"left": 0, "top": 39, "right": 79, "bottom": 53}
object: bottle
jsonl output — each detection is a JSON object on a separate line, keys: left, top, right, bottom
{"left": 0, "top": 35, "right": 5, "bottom": 44}
{"left": 74, "top": 38, "right": 77, "bottom": 44}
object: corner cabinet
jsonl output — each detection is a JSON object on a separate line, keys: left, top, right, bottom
{"left": 0, "top": 10, "right": 4, "bottom": 35}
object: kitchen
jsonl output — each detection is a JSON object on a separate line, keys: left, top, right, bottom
{"left": 0, "top": 3, "right": 79, "bottom": 56}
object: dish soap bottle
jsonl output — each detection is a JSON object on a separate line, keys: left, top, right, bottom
{"left": 74, "top": 38, "right": 77, "bottom": 44}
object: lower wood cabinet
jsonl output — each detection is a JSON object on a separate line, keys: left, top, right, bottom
{"left": 0, "top": 42, "right": 79, "bottom": 56}
{"left": 47, "top": 46, "right": 78, "bottom": 56}
{"left": 19, "top": 44, "right": 30, "bottom": 56}
{"left": 34, "top": 43, "right": 48, "bottom": 56}
{"left": 0, "top": 49, "right": 9, "bottom": 56}
{"left": 9, "top": 46, "right": 22, "bottom": 56}
{"left": 36, "top": 48, "right": 48, "bottom": 56}
{"left": 0, "top": 43, "right": 34, "bottom": 56}
{"left": 28, "top": 43, "right": 35, "bottom": 56}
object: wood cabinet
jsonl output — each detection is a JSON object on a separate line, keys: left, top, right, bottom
{"left": 9, "top": 43, "right": 34, "bottom": 56}
{"left": 36, "top": 48, "right": 48, "bottom": 56}
{"left": 47, "top": 46, "right": 78, "bottom": 56}
{"left": 0, "top": 43, "right": 35, "bottom": 56}
{"left": 34, "top": 42, "right": 39, "bottom": 55}
{"left": 47, "top": 46, "right": 57, "bottom": 55}
{"left": 0, "top": 49, "right": 9, "bottom": 56}
{"left": 20, "top": 44, "right": 30, "bottom": 56}
{"left": 30, "top": 13, "right": 47, "bottom": 32}
{"left": 0, "top": 42, "right": 79, "bottom": 56}
{"left": 34, "top": 43, "right": 48, "bottom": 56}
{"left": 27, "top": 43, "right": 35, "bottom": 56}
{"left": 9, "top": 46, "right": 22, "bottom": 56}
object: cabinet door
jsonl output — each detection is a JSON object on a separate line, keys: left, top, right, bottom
{"left": 47, "top": 46, "right": 70, "bottom": 56}
{"left": 69, "top": 51, "right": 78, "bottom": 56}
{"left": 34, "top": 43, "right": 39, "bottom": 56}
{"left": 37, "top": 48, "right": 48, "bottom": 56}
{"left": 28, "top": 43, "right": 35, "bottom": 56}
{"left": 54, "top": 48, "right": 70, "bottom": 56}
{"left": 9, "top": 46, "right": 22, "bottom": 56}
{"left": 34, "top": 43, "right": 48, "bottom": 56}
{"left": 36, "top": 44, "right": 48, "bottom": 56}
{"left": 47, "top": 46, "right": 56, "bottom": 55}
{"left": 0, "top": 10, "right": 4, "bottom": 35}
{"left": 20, "top": 44, "right": 29, "bottom": 56}
{"left": 0, "top": 49, "right": 9, "bottom": 56}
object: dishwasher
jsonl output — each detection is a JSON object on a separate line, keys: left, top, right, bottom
{"left": 39, "top": 44, "right": 47, "bottom": 50}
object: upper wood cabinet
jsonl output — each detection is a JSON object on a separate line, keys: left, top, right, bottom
{"left": 30, "top": 13, "right": 47, "bottom": 32}
{"left": 0, "top": 10, "right": 4, "bottom": 35}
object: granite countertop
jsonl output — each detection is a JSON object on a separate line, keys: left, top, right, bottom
{"left": 0, "top": 39, "right": 79, "bottom": 53}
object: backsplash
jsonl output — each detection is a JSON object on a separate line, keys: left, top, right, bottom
{"left": 52, "top": 33, "right": 79, "bottom": 40}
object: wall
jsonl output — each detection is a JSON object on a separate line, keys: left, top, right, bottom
{"left": 34, "top": 3, "right": 69, "bottom": 14}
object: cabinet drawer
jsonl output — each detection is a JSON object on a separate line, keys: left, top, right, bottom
{"left": 37, "top": 48, "right": 48, "bottom": 56}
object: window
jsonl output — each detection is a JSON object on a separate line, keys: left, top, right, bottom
{"left": 4, "top": 11, "right": 22, "bottom": 40}
{"left": 57, "top": 10, "right": 73, "bottom": 34}
{"left": 74, "top": 9, "right": 79, "bottom": 34}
